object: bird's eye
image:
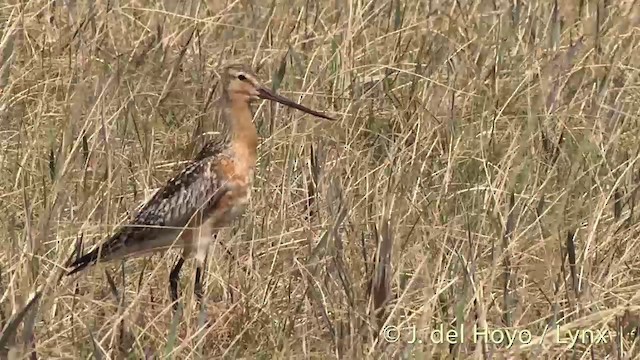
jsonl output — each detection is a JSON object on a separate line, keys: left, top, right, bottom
{"left": 237, "top": 74, "right": 247, "bottom": 81}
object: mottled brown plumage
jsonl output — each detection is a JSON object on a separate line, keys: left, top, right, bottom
{"left": 66, "top": 64, "right": 334, "bottom": 308}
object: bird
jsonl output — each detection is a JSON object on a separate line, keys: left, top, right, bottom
{"left": 66, "top": 63, "right": 334, "bottom": 309}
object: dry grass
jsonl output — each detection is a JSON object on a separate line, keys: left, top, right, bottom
{"left": 2, "top": 0, "right": 640, "bottom": 358}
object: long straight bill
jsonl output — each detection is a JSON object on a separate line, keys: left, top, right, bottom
{"left": 257, "top": 87, "right": 335, "bottom": 121}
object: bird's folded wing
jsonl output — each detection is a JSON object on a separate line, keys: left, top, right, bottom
{"left": 67, "top": 156, "right": 230, "bottom": 274}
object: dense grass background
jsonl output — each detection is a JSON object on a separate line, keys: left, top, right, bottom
{"left": 2, "top": 0, "right": 640, "bottom": 358}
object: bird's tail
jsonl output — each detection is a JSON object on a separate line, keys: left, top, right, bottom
{"left": 66, "top": 248, "right": 103, "bottom": 276}
{"left": 65, "top": 231, "right": 129, "bottom": 276}
{"left": 65, "top": 226, "right": 180, "bottom": 276}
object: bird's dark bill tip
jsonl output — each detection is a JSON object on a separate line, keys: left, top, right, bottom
{"left": 257, "top": 87, "right": 335, "bottom": 121}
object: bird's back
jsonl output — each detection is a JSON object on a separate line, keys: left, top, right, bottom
{"left": 67, "top": 141, "right": 236, "bottom": 274}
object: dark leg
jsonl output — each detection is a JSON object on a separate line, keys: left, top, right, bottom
{"left": 169, "top": 257, "right": 185, "bottom": 310}
{"left": 194, "top": 234, "right": 215, "bottom": 305}
{"left": 194, "top": 265, "right": 203, "bottom": 303}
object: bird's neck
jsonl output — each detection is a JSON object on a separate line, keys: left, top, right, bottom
{"left": 226, "top": 99, "right": 258, "bottom": 166}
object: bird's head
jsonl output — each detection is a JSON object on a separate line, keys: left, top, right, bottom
{"left": 221, "top": 64, "right": 334, "bottom": 121}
